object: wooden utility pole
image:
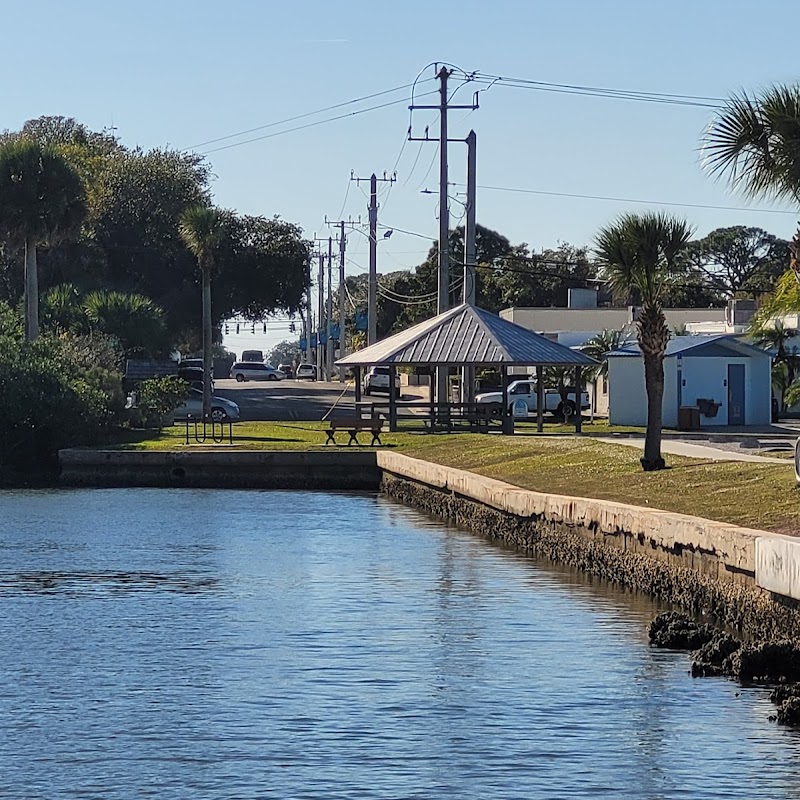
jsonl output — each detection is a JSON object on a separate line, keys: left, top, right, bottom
{"left": 351, "top": 172, "right": 395, "bottom": 345}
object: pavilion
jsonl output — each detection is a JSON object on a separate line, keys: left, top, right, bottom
{"left": 335, "top": 303, "right": 597, "bottom": 433}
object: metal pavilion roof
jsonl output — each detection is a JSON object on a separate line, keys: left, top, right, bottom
{"left": 336, "top": 304, "right": 598, "bottom": 367}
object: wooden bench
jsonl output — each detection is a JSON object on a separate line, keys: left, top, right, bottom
{"left": 325, "top": 414, "right": 384, "bottom": 446}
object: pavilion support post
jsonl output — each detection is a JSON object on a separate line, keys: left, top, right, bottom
{"left": 574, "top": 366, "right": 583, "bottom": 434}
{"left": 501, "top": 365, "right": 514, "bottom": 435}
{"left": 429, "top": 368, "right": 435, "bottom": 431}
{"left": 536, "top": 365, "right": 544, "bottom": 433}
{"left": 354, "top": 366, "right": 362, "bottom": 413}
{"left": 388, "top": 366, "right": 398, "bottom": 432}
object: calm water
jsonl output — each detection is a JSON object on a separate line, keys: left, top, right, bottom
{"left": 1, "top": 489, "right": 799, "bottom": 799}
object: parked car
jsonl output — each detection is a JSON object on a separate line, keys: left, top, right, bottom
{"left": 295, "top": 363, "right": 317, "bottom": 381}
{"left": 230, "top": 362, "right": 286, "bottom": 382}
{"left": 277, "top": 363, "right": 295, "bottom": 378}
{"left": 175, "top": 387, "right": 240, "bottom": 422}
{"left": 179, "top": 358, "right": 204, "bottom": 370}
{"left": 363, "top": 366, "right": 401, "bottom": 397}
{"left": 176, "top": 366, "right": 214, "bottom": 393}
{"left": 475, "top": 379, "right": 590, "bottom": 418}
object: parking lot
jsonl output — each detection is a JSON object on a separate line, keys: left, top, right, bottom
{"left": 213, "top": 378, "right": 354, "bottom": 421}
{"left": 213, "top": 378, "right": 430, "bottom": 421}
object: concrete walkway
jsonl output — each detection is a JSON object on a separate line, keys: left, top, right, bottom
{"left": 596, "top": 436, "right": 791, "bottom": 465}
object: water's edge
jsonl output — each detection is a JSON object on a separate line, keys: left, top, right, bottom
{"left": 58, "top": 448, "right": 800, "bottom": 640}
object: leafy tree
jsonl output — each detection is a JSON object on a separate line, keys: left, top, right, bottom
{"left": 179, "top": 206, "right": 226, "bottom": 419}
{"left": 268, "top": 339, "right": 302, "bottom": 367}
{"left": 682, "top": 226, "right": 789, "bottom": 297}
{"left": 0, "top": 138, "right": 87, "bottom": 340}
{"left": 215, "top": 215, "right": 310, "bottom": 321}
{"left": 595, "top": 212, "right": 693, "bottom": 471}
{"left": 91, "top": 147, "right": 211, "bottom": 336}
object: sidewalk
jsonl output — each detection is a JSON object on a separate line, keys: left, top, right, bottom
{"left": 596, "top": 436, "right": 791, "bottom": 465}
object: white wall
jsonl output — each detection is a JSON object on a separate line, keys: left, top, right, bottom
{"left": 608, "top": 357, "right": 647, "bottom": 426}
{"left": 610, "top": 354, "right": 772, "bottom": 427}
{"left": 680, "top": 358, "right": 729, "bottom": 427}
{"left": 609, "top": 357, "right": 681, "bottom": 427}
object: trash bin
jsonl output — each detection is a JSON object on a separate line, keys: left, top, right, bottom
{"left": 678, "top": 405, "right": 701, "bottom": 431}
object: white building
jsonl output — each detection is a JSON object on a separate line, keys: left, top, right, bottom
{"left": 500, "top": 290, "right": 736, "bottom": 417}
{"left": 606, "top": 335, "right": 772, "bottom": 428}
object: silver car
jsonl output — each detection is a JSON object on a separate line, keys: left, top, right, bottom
{"left": 230, "top": 362, "right": 286, "bottom": 382}
{"left": 175, "top": 388, "right": 241, "bottom": 422}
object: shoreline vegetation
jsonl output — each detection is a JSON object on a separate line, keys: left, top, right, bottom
{"left": 18, "top": 420, "right": 797, "bottom": 535}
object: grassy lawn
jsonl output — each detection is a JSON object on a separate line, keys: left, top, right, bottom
{"left": 106, "top": 422, "right": 800, "bottom": 534}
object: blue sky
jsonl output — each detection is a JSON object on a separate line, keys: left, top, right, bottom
{"left": 3, "top": 0, "right": 799, "bottom": 353}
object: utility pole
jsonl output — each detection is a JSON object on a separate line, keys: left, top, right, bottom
{"left": 437, "top": 67, "right": 450, "bottom": 317}
{"left": 326, "top": 236, "right": 334, "bottom": 380}
{"left": 463, "top": 129, "right": 477, "bottom": 404}
{"left": 317, "top": 250, "right": 325, "bottom": 381}
{"left": 464, "top": 129, "right": 477, "bottom": 306}
{"left": 351, "top": 172, "right": 395, "bottom": 345}
{"left": 409, "top": 67, "right": 478, "bottom": 407}
{"left": 338, "top": 221, "right": 346, "bottom": 381}
{"left": 368, "top": 173, "right": 378, "bottom": 346}
{"left": 304, "top": 255, "right": 312, "bottom": 364}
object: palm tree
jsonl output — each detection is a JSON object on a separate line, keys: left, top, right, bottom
{"left": 703, "top": 85, "right": 800, "bottom": 205}
{"left": 179, "top": 206, "right": 226, "bottom": 420}
{"left": 0, "top": 138, "right": 86, "bottom": 341}
{"left": 595, "top": 212, "right": 693, "bottom": 471}
{"left": 581, "top": 329, "right": 627, "bottom": 416}
{"left": 751, "top": 318, "right": 800, "bottom": 392}
{"left": 83, "top": 289, "right": 170, "bottom": 358}
{"left": 703, "top": 85, "right": 800, "bottom": 284}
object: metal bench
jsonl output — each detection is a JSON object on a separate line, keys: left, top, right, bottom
{"left": 325, "top": 414, "right": 384, "bottom": 446}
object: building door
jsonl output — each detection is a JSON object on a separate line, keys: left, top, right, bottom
{"left": 728, "top": 364, "right": 745, "bottom": 425}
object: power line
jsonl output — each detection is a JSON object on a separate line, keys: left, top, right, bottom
{"left": 466, "top": 72, "right": 726, "bottom": 109}
{"left": 197, "top": 89, "right": 439, "bottom": 155}
{"left": 186, "top": 80, "right": 433, "bottom": 150}
{"left": 451, "top": 182, "right": 799, "bottom": 215}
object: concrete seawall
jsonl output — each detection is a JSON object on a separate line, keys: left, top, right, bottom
{"left": 59, "top": 449, "right": 380, "bottom": 490}
{"left": 375, "top": 452, "right": 800, "bottom": 639}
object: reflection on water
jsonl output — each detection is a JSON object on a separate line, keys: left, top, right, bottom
{"left": 0, "top": 487, "right": 799, "bottom": 799}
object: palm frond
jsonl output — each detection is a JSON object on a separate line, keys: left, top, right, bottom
{"left": 703, "top": 85, "right": 800, "bottom": 203}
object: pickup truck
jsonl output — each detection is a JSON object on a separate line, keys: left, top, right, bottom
{"left": 363, "top": 366, "right": 401, "bottom": 397}
{"left": 475, "top": 379, "right": 590, "bottom": 419}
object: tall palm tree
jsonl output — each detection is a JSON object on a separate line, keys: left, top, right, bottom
{"left": 0, "top": 138, "right": 86, "bottom": 341}
{"left": 703, "top": 85, "right": 800, "bottom": 285}
{"left": 703, "top": 85, "right": 800, "bottom": 205}
{"left": 595, "top": 212, "right": 693, "bottom": 471}
{"left": 179, "top": 206, "right": 226, "bottom": 420}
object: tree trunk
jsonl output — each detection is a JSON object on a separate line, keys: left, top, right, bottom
{"left": 642, "top": 353, "right": 666, "bottom": 471}
{"left": 24, "top": 238, "right": 39, "bottom": 341}
{"left": 202, "top": 262, "right": 213, "bottom": 420}
{"left": 637, "top": 301, "right": 669, "bottom": 472}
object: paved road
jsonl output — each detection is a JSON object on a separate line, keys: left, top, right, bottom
{"left": 214, "top": 378, "right": 356, "bottom": 421}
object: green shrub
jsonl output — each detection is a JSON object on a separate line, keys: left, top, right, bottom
{"left": 0, "top": 332, "right": 127, "bottom": 476}
{"left": 133, "top": 375, "right": 188, "bottom": 429}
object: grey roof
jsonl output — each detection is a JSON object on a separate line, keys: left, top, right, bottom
{"left": 336, "top": 304, "right": 598, "bottom": 367}
{"left": 606, "top": 334, "right": 771, "bottom": 360}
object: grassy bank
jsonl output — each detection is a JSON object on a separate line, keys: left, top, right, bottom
{"left": 106, "top": 422, "right": 799, "bottom": 534}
